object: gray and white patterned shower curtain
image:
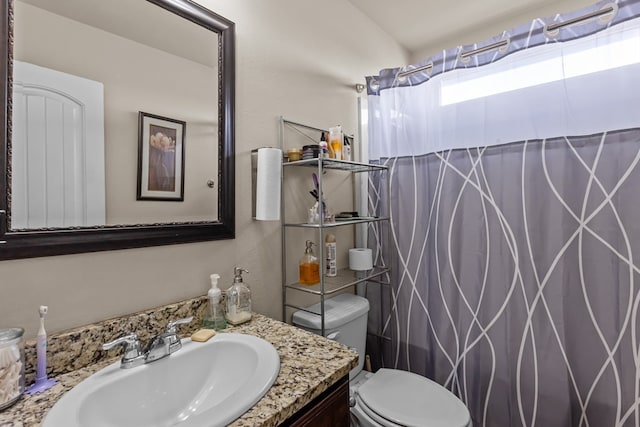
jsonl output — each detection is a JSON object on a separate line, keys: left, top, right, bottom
{"left": 365, "top": 1, "right": 640, "bottom": 426}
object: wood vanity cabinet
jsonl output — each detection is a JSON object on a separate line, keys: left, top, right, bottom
{"left": 282, "top": 375, "right": 350, "bottom": 427}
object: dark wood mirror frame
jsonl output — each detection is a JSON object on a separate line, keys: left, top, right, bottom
{"left": 0, "top": 0, "right": 235, "bottom": 260}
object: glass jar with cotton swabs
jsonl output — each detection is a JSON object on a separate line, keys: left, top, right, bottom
{"left": 0, "top": 328, "right": 25, "bottom": 411}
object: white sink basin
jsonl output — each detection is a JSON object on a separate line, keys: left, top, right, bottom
{"left": 43, "top": 333, "right": 280, "bottom": 427}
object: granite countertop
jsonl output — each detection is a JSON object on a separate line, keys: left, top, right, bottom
{"left": 0, "top": 314, "right": 358, "bottom": 427}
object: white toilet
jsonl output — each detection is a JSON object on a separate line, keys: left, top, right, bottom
{"left": 292, "top": 294, "right": 471, "bottom": 427}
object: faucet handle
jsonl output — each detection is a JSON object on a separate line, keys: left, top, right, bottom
{"left": 164, "top": 317, "right": 193, "bottom": 354}
{"left": 102, "top": 333, "right": 144, "bottom": 368}
{"left": 165, "top": 317, "right": 193, "bottom": 334}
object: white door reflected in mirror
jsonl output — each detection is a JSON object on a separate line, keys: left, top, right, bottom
{"left": 12, "top": 61, "right": 106, "bottom": 229}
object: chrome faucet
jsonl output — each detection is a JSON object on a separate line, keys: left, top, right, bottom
{"left": 102, "top": 333, "right": 145, "bottom": 369}
{"left": 144, "top": 317, "right": 193, "bottom": 363}
{"left": 103, "top": 317, "right": 193, "bottom": 368}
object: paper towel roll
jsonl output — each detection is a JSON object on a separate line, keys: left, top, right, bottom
{"left": 255, "top": 147, "right": 282, "bottom": 221}
{"left": 349, "top": 248, "right": 373, "bottom": 271}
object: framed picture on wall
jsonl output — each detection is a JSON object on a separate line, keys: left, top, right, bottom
{"left": 137, "top": 112, "right": 186, "bottom": 201}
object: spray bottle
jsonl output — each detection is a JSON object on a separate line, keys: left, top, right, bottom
{"left": 325, "top": 234, "right": 337, "bottom": 277}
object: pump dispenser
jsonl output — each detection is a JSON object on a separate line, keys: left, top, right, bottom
{"left": 299, "top": 240, "right": 320, "bottom": 285}
{"left": 203, "top": 274, "right": 227, "bottom": 330}
{"left": 319, "top": 132, "right": 329, "bottom": 158}
{"left": 225, "top": 267, "right": 252, "bottom": 325}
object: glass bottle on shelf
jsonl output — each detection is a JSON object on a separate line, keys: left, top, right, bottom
{"left": 299, "top": 240, "right": 320, "bottom": 285}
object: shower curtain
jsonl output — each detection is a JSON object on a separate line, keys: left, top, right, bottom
{"left": 365, "top": 1, "right": 640, "bottom": 426}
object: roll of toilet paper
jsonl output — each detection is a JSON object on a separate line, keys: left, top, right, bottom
{"left": 255, "top": 147, "right": 282, "bottom": 221}
{"left": 349, "top": 248, "right": 373, "bottom": 271}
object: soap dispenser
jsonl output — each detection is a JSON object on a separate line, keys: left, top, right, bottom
{"left": 299, "top": 240, "right": 320, "bottom": 285}
{"left": 225, "top": 267, "right": 252, "bottom": 325}
{"left": 203, "top": 273, "right": 227, "bottom": 330}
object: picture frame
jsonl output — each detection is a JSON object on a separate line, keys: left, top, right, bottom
{"left": 137, "top": 112, "right": 186, "bottom": 201}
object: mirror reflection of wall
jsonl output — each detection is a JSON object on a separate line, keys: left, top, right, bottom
{"left": 12, "top": 0, "right": 219, "bottom": 228}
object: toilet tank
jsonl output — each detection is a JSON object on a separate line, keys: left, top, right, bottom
{"left": 292, "top": 294, "right": 369, "bottom": 379}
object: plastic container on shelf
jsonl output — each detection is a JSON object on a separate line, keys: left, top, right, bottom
{"left": 329, "top": 126, "right": 343, "bottom": 160}
{"left": 325, "top": 234, "right": 337, "bottom": 277}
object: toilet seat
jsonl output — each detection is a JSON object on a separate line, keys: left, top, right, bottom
{"left": 354, "top": 368, "right": 470, "bottom": 427}
{"left": 354, "top": 394, "right": 404, "bottom": 427}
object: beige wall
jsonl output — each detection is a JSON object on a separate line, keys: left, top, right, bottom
{"left": 1, "top": 0, "right": 406, "bottom": 338}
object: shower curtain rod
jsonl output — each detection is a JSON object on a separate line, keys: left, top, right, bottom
{"left": 397, "top": 62, "right": 433, "bottom": 79}
{"left": 546, "top": 5, "right": 615, "bottom": 33}
{"left": 396, "top": 4, "right": 616, "bottom": 79}
{"left": 459, "top": 39, "right": 509, "bottom": 62}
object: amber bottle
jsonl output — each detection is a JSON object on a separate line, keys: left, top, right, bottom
{"left": 299, "top": 240, "right": 320, "bottom": 285}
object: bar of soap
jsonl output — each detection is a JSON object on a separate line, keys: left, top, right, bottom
{"left": 191, "top": 329, "right": 216, "bottom": 342}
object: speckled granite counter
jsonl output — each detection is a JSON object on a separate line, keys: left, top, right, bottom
{"left": 0, "top": 297, "right": 358, "bottom": 427}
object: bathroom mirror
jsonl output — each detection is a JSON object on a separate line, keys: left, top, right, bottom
{"left": 0, "top": 0, "right": 235, "bottom": 260}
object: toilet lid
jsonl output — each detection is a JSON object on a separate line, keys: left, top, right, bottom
{"left": 357, "top": 369, "right": 470, "bottom": 427}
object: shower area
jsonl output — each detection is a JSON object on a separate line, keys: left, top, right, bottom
{"left": 363, "top": 0, "right": 640, "bottom": 425}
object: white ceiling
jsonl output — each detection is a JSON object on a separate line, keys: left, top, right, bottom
{"left": 347, "top": 0, "right": 597, "bottom": 63}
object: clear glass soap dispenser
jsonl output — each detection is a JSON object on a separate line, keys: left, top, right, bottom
{"left": 203, "top": 273, "right": 227, "bottom": 330}
{"left": 225, "top": 267, "right": 252, "bottom": 325}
